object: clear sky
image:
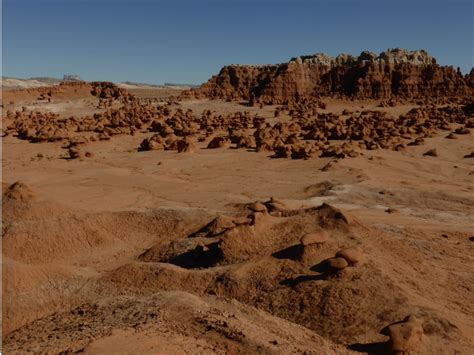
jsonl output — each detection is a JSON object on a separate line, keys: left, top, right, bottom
{"left": 3, "top": 0, "right": 473, "bottom": 85}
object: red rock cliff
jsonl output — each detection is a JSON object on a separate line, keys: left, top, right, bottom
{"left": 182, "top": 49, "right": 472, "bottom": 102}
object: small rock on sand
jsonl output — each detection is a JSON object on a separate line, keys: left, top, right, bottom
{"left": 327, "top": 257, "right": 348, "bottom": 271}
{"left": 300, "top": 231, "right": 330, "bottom": 246}
{"left": 335, "top": 246, "right": 365, "bottom": 266}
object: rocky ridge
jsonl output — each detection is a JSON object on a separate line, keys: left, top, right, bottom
{"left": 181, "top": 48, "right": 473, "bottom": 103}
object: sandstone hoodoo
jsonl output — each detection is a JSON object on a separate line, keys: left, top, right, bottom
{"left": 248, "top": 201, "right": 268, "bottom": 213}
{"left": 335, "top": 246, "right": 365, "bottom": 266}
{"left": 423, "top": 148, "right": 438, "bottom": 157}
{"left": 5, "top": 79, "right": 472, "bottom": 163}
{"left": 176, "top": 137, "right": 196, "bottom": 153}
{"left": 301, "top": 231, "right": 330, "bottom": 246}
{"left": 382, "top": 315, "right": 425, "bottom": 354}
{"left": 327, "top": 257, "right": 349, "bottom": 271}
{"left": 299, "top": 231, "right": 332, "bottom": 265}
{"left": 206, "top": 136, "right": 229, "bottom": 149}
{"left": 182, "top": 48, "right": 473, "bottom": 103}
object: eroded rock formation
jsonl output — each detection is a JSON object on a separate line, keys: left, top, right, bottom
{"left": 181, "top": 48, "right": 473, "bottom": 103}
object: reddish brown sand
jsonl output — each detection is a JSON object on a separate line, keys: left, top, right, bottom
{"left": 2, "top": 84, "right": 473, "bottom": 354}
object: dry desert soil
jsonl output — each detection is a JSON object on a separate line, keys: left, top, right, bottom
{"left": 1, "top": 78, "right": 473, "bottom": 354}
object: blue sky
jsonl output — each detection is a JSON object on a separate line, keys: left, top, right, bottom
{"left": 3, "top": 0, "right": 473, "bottom": 84}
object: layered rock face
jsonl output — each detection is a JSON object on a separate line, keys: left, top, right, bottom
{"left": 182, "top": 49, "right": 473, "bottom": 102}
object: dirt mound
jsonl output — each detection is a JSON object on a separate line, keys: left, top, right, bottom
{"left": 3, "top": 181, "right": 36, "bottom": 202}
{"left": 3, "top": 199, "right": 209, "bottom": 265}
{"left": 88, "top": 197, "right": 471, "bottom": 353}
{"left": 4, "top": 291, "right": 352, "bottom": 354}
{"left": 138, "top": 202, "right": 353, "bottom": 268}
{"left": 2, "top": 258, "right": 93, "bottom": 335}
{"left": 2, "top": 195, "right": 212, "bottom": 333}
{"left": 103, "top": 253, "right": 464, "bottom": 351}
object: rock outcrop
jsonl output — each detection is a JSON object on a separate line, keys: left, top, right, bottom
{"left": 382, "top": 315, "right": 425, "bottom": 354}
{"left": 181, "top": 48, "right": 473, "bottom": 103}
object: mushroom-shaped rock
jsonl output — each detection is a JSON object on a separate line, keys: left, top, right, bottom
{"left": 454, "top": 127, "right": 470, "bottom": 135}
{"left": 249, "top": 202, "right": 267, "bottom": 213}
{"left": 207, "top": 136, "right": 228, "bottom": 149}
{"left": 250, "top": 211, "right": 266, "bottom": 226}
{"left": 335, "top": 246, "right": 365, "bottom": 266}
{"left": 267, "top": 201, "right": 287, "bottom": 211}
{"left": 327, "top": 257, "right": 348, "bottom": 271}
{"left": 139, "top": 135, "right": 165, "bottom": 151}
{"left": 232, "top": 216, "right": 252, "bottom": 226}
{"left": 316, "top": 203, "right": 352, "bottom": 226}
{"left": 188, "top": 215, "right": 236, "bottom": 238}
{"left": 265, "top": 197, "right": 288, "bottom": 213}
{"left": 68, "top": 147, "right": 84, "bottom": 159}
{"left": 164, "top": 136, "right": 179, "bottom": 150}
{"left": 177, "top": 138, "right": 196, "bottom": 153}
{"left": 384, "top": 315, "right": 424, "bottom": 354}
{"left": 423, "top": 148, "right": 438, "bottom": 157}
{"left": 68, "top": 135, "right": 89, "bottom": 147}
{"left": 98, "top": 133, "right": 111, "bottom": 141}
{"left": 210, "top": 215, "right": 236, "bottom": 233}
{"left": 299, "top": 231, "right": 332, "bottom": 265}
{"left": 301, "top": 231, "right": 330, "bottom": 246}
{"left": 270, "top": 196, "right": 285, "bottom": 205}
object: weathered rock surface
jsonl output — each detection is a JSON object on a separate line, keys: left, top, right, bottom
{"left": 382, "top": 315, "right": 425, "bottom": 354}
{"left": 182, "top": 49, "right": 473, "bottom": 103}
{"left": 301, "top": 231, "right": 330, "bottom": 246}
{"left": 335, "top": 246, "right": 365, "bottom": 266}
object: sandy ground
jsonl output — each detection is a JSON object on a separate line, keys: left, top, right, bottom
{"left": 2, "top": 87, "right": 474, "bottom": 354}
{"left": 1, "top": 77, "right": 60, "bottom": 91}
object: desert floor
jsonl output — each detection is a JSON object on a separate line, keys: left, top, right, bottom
{"left": 2, "top": 87, "right": 474, "bottom": 354}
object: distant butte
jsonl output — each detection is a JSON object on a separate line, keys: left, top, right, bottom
{"left": 181, "top": 48, "right": 474, "bottom": 103}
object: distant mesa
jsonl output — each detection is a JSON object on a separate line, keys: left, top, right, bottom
{"left": 181, "top": 48, "right": 473, "bottom": 103}
{"left": 164, "top": 82, "right": 199, "bottom": 88}
{"left": 63, "top": 74, "right": 82, "bottom": 82}
{"left": 117, "top": 81, "right": 198, "bottom": 90}
{"left": 1, "top": 75, "right": 196, "bottom": 91}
